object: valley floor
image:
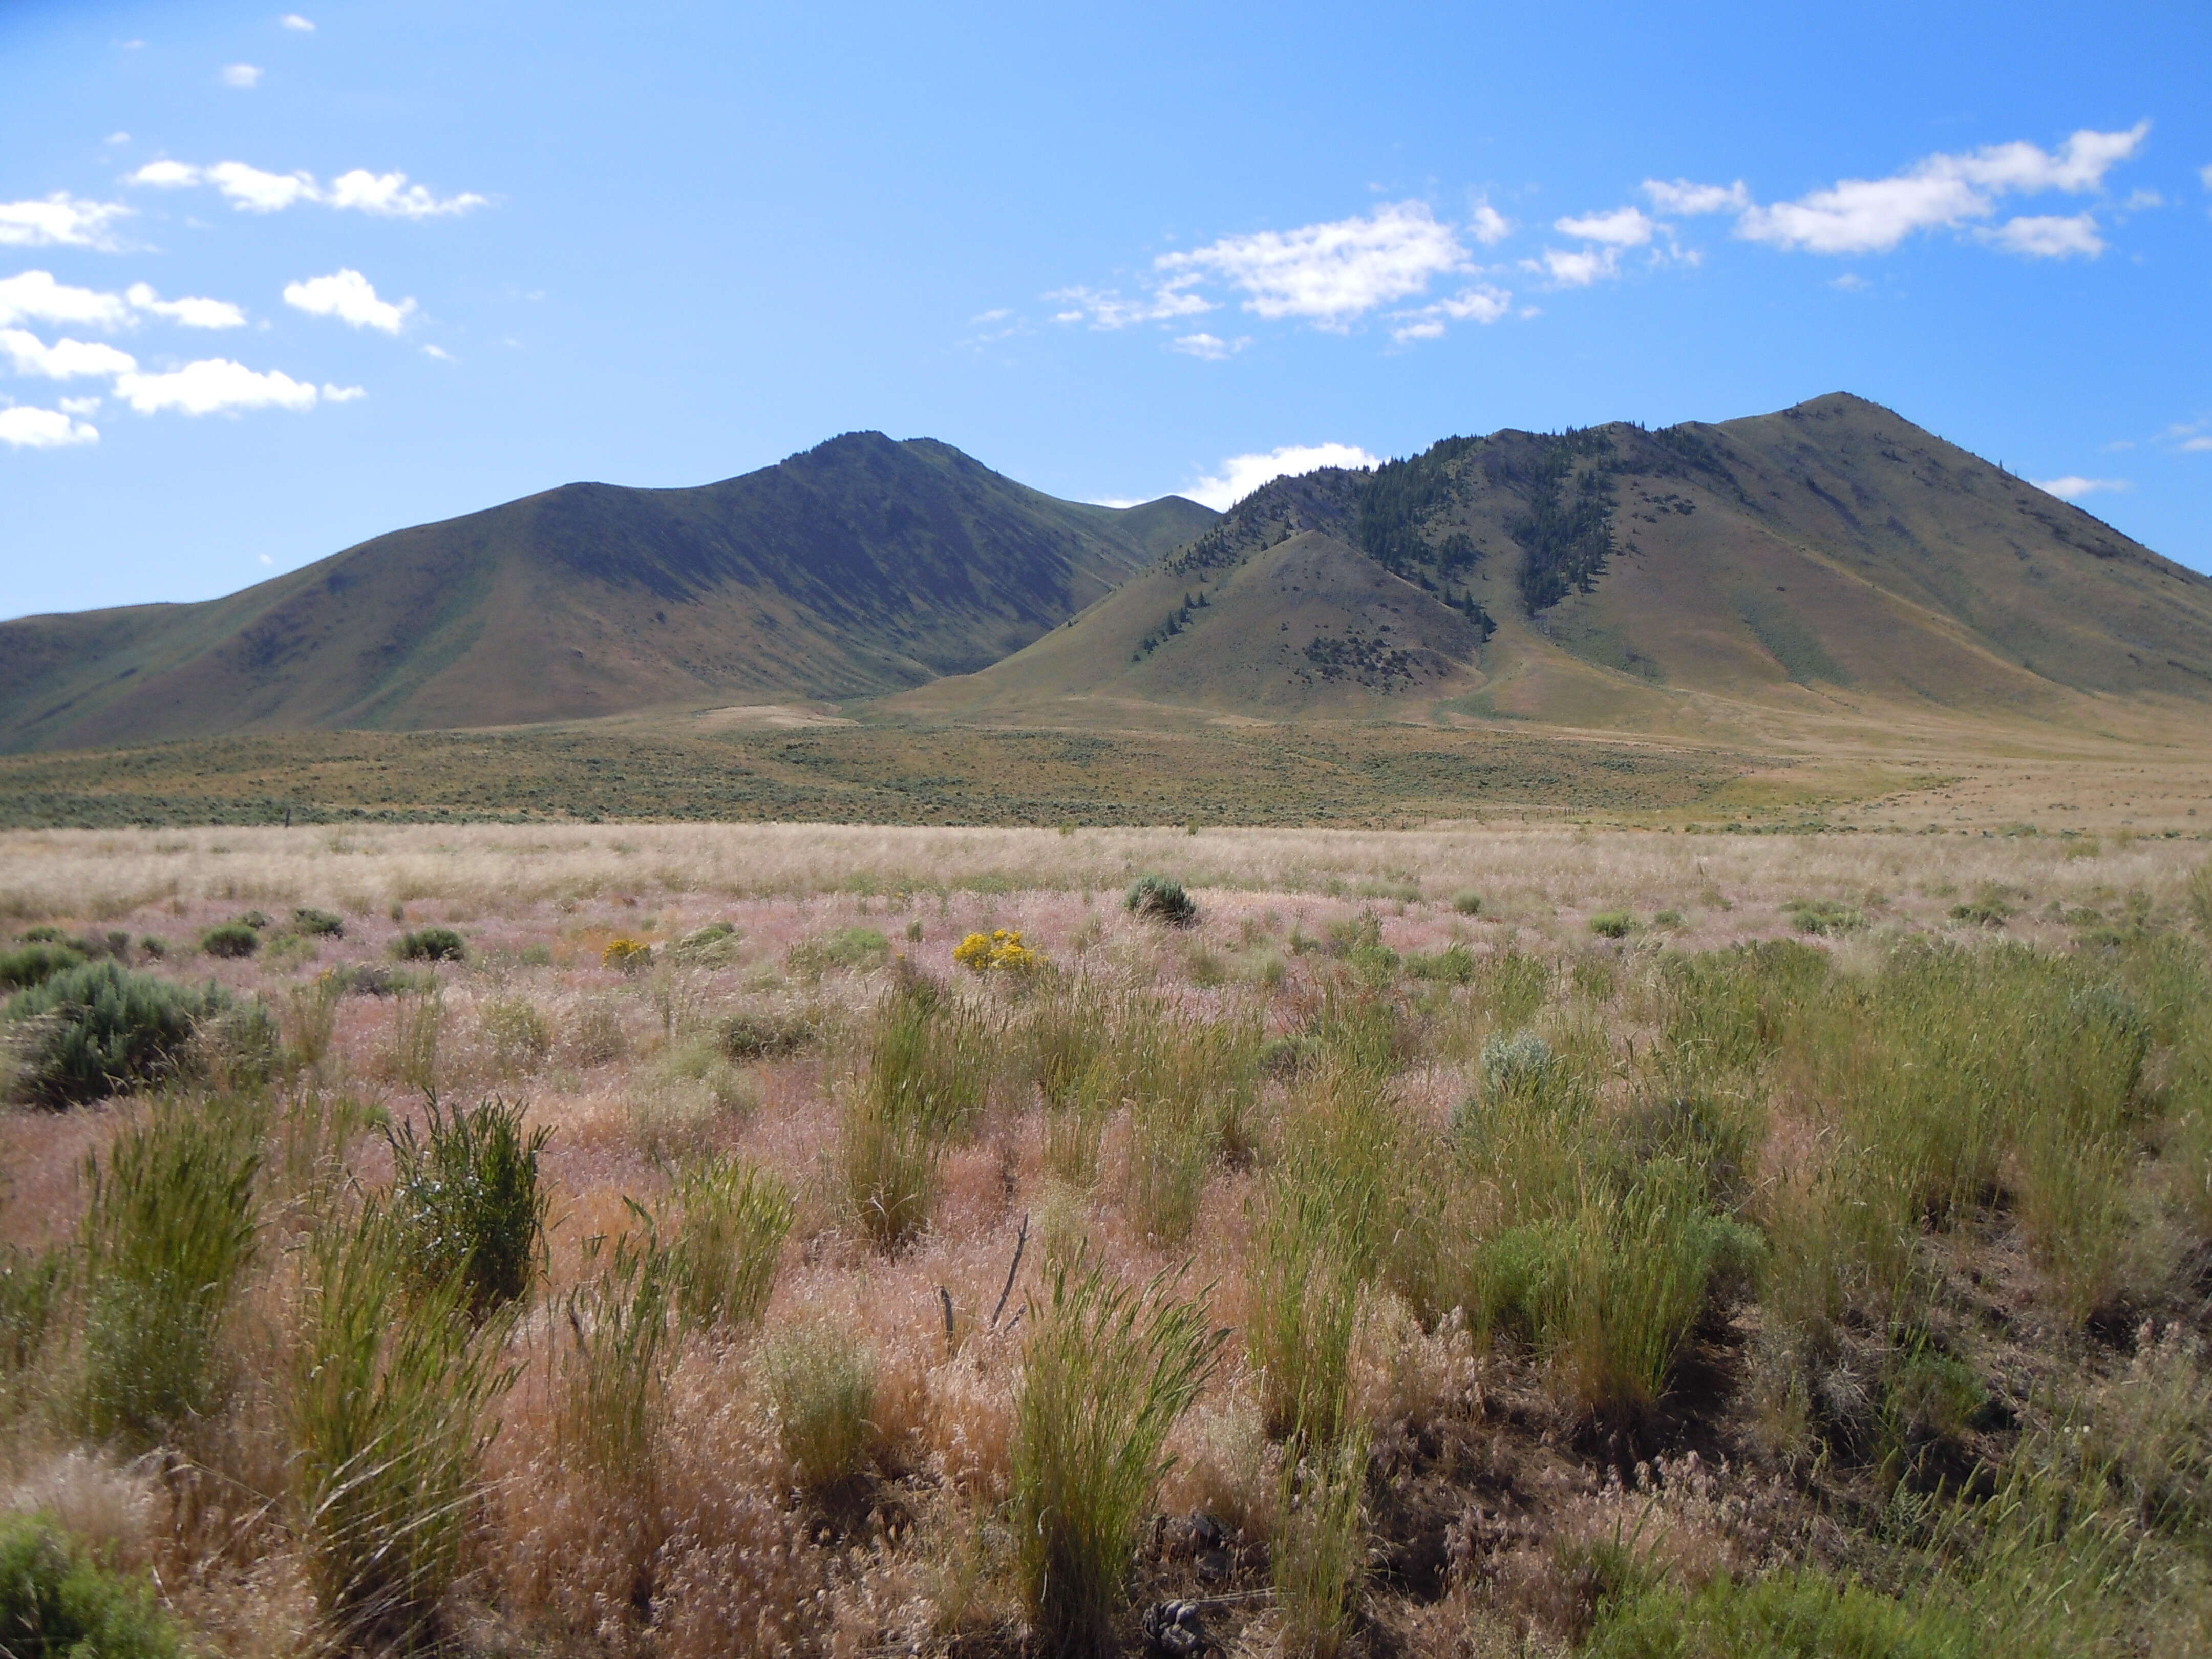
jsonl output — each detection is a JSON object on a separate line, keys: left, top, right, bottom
{"left": 3, "top": 825, "right": 2211, "bottom": 1657}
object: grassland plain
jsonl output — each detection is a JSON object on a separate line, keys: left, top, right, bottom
{"left": 4, "top": 825, "right": 2212, "bottom": 1657}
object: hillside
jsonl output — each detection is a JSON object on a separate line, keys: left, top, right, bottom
{"left": 895, "top": 393, "right": 2212, "bottom": 739}
{"left": 0, "top": 435, "right": 1215, "bottom": 752}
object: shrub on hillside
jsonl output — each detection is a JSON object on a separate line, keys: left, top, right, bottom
{"left": 293, "top": 907, "right": 347, "bottom": 937}
{"left": 0, "top": 1514, "right": 186, "bottom": 1659}
{"left": 1588, "top": 910, "right": 1633, "bottom": 939}
{"left": 1451, "top": 889, "right": 1483, "bottom": 916}
{"left": 670, "top": 920, "right": 743, "bottom": 966}
{"left": 395, "top": 926, "right": 467, "bottom": 962}
{"left": 4, "top": 962, "right": 228, "bottom": 1107}
{"left": 786, "top": 925, "right": 890, "bottom": 976}
{"left": 1125, "top": 874, "right": 1199, "bottom": 927}
{"left": 719, "top": 1007, "right": 816, "bottom": 1060}
{"left": 0, "top": 941, "right": 87, "bottom": 991}
{"left": 385, "top": 1096, "right": 548, "bottom": 1321}
{"left": 200, "top": 920, "right": 261, "bottom": 959}
{"left": 602, "top": 937, "right": 653, "bottom": 971}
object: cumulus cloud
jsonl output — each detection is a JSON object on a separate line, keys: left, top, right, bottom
{"left": 421, "top": 343, "right": 454, "bottom": 361}
{"left": 221, "top": 63, "right": 263, "bottom": 89}
{"left": 1555, "top": 206, "right": 1655, "bottom": 246}
{"left": 1642, "top": 178, "right": 1750, "bottom": 215}
{"left": 0, "top": 330, "right": 138, "bottom": 379}
{"left": 113, "top": 359, "right": 322, "bottom": 415}
{"left": 125, "top": 283, "right": 246, "bottom": 328}
{"left": 1050, "top": 283, "right": 1211, "bottom": 329}
{"left": 1185, "top": 442, "right": 1381, "bottom": 511}
{"left": 1736, "top": 123, "right": 2146, "bottom": 255}
{"left": 2033, "top": 475, "right": 2131, "bottom": 500}
{"left": 326, "top": 169, "right": 488, "bottom": 218}
{"left": 128, "top": 160, "right": 202, "bottom": 188}
{"left": 321, "top": 383, "right": 365, "bottom": 402}
{"left": 1985, "top": 212, "right": 2105, "bottom": 258}
{"left": 1170, "top": 332, "right": 1249, "bottom": 360}
{"left": 1390, "top": 284, "right": 1512, "bottom": 341}
{"left": 280, "top": 14, "right": 315, "bottom": 29}
{"left": 1156, "top": 201, "right": 1467, "bottom": 329}
{"left": 128, "top": 160, "right": 485, "bottom": 218}
{"left": 1527, "top": 246, "right": 1622, "bottom": 287}
{"left": 209, "top": 161, "right": 321, "bottom": 212}
{"left": 0, "top": 193, "right": 134, "bottom": 249}
{"left": 283, "top": 269, "right": 415, "bottom": 332}
{"left": 1466, "top": 200, "right": 1512, "bottom": 244}
{"left": 0, "top": 404, "right": 99, "bottom": 448}
{"left": 0, "top": 271, "right": 131, "bottom": 331}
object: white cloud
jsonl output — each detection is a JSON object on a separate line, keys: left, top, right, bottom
{"left": 0, "top": 330, "right": 138, "bottom": 379}
{"left": 0, "top": 193, "right": 133, "bottom": 249}
{"left": 222, "top": 63, "right": 264, "bottom": 89}
{"left": 1830, "top": 272, "right": 1869, "bottom": 291}
{"left": 1390, "top": 284, "right": 1512, "bottom": 341}
{"left": 105, "top": 132, "right": 130, "bottom": 146}
{"left": 0, "top": 405, "right": 99, "bottom": 448}
{"left": 125, "top": 283, "right": 246, "bottom": 328}
{"left": 283, "top": 269, "right": 415, "bottom": 333}
{"left": 131, "top": 160, "right": 486, "bottom": 219}
{"left": 2180, "top": 437, "right": 2212, "bottom": 453}
{"left": 129, "top": 160, "right": 202, "bottom": 188}
{"left": 0, "top": 271, "right": 131, "bottom": 331}
{"left": 1527, "top": 246, "right": 1622, "bottom": 287}
{"left": 1642, "top": 178, "right": 1750, "bottom": 215}
{"left": 208, "top": 161, "right": 320, "bottom": 211}
{"left": 1985, "top": 212, "right": 2104, "bottom": 258}
{"left": 59, "top": 395, "right": 102, "bottom": 417}
{"left": 326, "top": 169, "right": 488, "bottom": 218}
{"left": 1737, "top": 123, "right": 2146, "bottom": 255}
{"left": 113, "top": 359, "right": 322, "bottom": 415}
{"left": 1170, "top": 332, "right": 1249, "bottom": 360}
{"left": 2033, "top": 475, "right": 2131, "bottom": 500}
{"left": 2201, "top": 163, "right": 2212, "bottom": 188}
{"left": 1466, "top": 200, "right": 1512, "bottom": 244}
{"left": 280, "top": 13, "right": 315, "bottom": 29}
{"left": 1185, "top": 442, "right": 1380, "bottom": 511}
{"left": 320, "top": 382, "right": 365, "bottom": 402}
{"left": 421, "top": 343, "right": 454, "bottom": 361}
{"left": 1156, "top": 201, "right": 1467, "bottom": 329}
{"left": 1050, "top": 282, "right": 1212, "bottom": 329}
{"left": 1555, "top": 206, "right": 1654, "bottom": 246}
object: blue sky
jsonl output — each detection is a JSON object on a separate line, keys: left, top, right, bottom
{"left": 2, "top": 0, "right": 2208, "bottom": 621}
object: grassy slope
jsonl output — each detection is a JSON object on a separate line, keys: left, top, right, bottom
{"left": 0, "top": 435, "right": 1217, "bottom": 752}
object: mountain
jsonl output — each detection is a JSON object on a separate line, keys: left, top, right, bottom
{"left": 0, "top": 434, "right": 1215, "bottom": 752}
{"left": 892, "top": 394, "right": 2212, "bottom": 738}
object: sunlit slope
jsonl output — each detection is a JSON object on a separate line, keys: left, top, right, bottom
{"left": 0, "top": 434, "right": 1215, "bottom": 751}
{"left": 897, "top": 394, "right": 2212, "bottom": 737}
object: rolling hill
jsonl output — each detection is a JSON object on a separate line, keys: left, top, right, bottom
{"left": 0, "top": 433, "right": 1214, "bottom": 752}
{"left": 893, "top": 393, "right": 2212, "bottom": 739}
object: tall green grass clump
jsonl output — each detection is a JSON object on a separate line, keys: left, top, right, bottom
{"left": 293, "top": 1208, "right": 515, "bottom": 1654}
{"left": 1011, "top": 1256, "right": 1223, "bottom": 1659}
{"left": 1273, "top": 1424, "right": 1371, "bottom": 1659}
{"left": 385, "top": 1095, "right": 548, "bottom": 1321}
{"left": 840, "top": 981, "right": 995, "bottom": 1249}
{"left": 664, "top": 1156, "right": 793, "bottom": 1333}
{"left": 761, "top": 1319, "right": 878, "bottom": 1489}
{"left": 561, "top": 1222, "right": 674, "bottom": 1486}
{"left": 1585, "top": 1567, "right": 1973, "bottom": 1658}
{"left": 0, "top": 1513, "right": 187, "bottom": 1659}
{"left": 4, "top": 962, "right": 228, "bottom": 1107}
{"left": 79, "top": 1097, "right": 262, "bottom": 1446}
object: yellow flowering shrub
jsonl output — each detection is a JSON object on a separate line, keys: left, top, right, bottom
{"left": 603, "top": 937, "right": 654, "bottom": 971}
{"left": 953, "top": 929, "right": 1044, "bottom": 974}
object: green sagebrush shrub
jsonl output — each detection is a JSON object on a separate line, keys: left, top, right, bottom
{"left": 199, "top": 920, "right": 261, "bottom": 959}
{"left": 394, "top": 926, "right": 467, "bottom": 962}
{"left": 4, "top": 962, "right": 230, "bottom": 1107}
{"left": 0, "top": 941, "right": 87, "bottom": 991}
{"left": 1011, "top": 1255, "right": 1224, "bottom": 1659}
{"left": 1124, "top": 874, "right": 1198, "bottom": 927}
{"left": 0, "top": 1513, "right": 186, "bottom": 1659}
{"left": 384, "top": 1095, "right": 548, "bottom": 1321}
{"left": 79, "top": 1097, "right": 263, "bottom": 1446}
{"left": 292, "top": 906, "right": 346, "bottom": 937}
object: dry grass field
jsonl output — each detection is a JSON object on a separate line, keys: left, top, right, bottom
{"left": 3, "top": 823, "right": 2212, "bottom": 1658}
